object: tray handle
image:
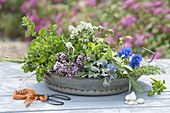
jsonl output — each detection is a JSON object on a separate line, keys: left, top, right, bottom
{"left": 139, "top": 47, "right": 155, "bottom": 63}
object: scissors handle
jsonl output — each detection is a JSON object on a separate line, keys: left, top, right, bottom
{"left": 46, "top": 99, "right": 64, "bottom": 105}
{"left": 48, "top": 94, "right": 71, "bottom": 100}
{"left": 37, "top": 94, "right": 71, "bottom": 105}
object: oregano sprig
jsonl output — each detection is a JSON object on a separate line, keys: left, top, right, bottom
{"left": 22, "top": 16, "right": 36, "bottom": 37}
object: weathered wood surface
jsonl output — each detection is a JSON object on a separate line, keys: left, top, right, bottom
{"left": 0, "top": 59, "right": 170, "bottom": 113}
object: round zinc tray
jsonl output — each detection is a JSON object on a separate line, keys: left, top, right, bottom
{"left": 45, "top": 58, "right": 150, "bottom": 96}
{"left": 45, "top": 47, "right": 154, "bottom": 95}
{"left": 45, "top": 74, "right": 139, "bottom": 95}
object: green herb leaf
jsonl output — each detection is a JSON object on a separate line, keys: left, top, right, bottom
{"left": 148, "top": 78, "right": 167, "bottom": 96}
{"left": 38, "top": 27, "right": 46, "bottom": 36}
{"left": 106, "top": 46, "right": 112, "bottom": 60}
{"left": 128, "top": 75, "right": 144, "bottom": 93}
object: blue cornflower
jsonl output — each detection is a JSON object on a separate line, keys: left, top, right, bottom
{"left": 124, "top": 48, "right": 132, "bottom": 58}
{"left": 129, "top": 59, "right": 140, "bottom": 69}
{"left": 98, "top": 60, "right": 108, "bottom": 67}
{"left": 117, "top": 49, "right": 125, "bottom": 57}
{"left": 117, "top": 47, "right": 132, "bottom": 58}
{"left": 107, "top": 63, "right": 117, "bottom": 73}
{"left": 129, "top": 54, "right": 142, "bottom": 69}
{"left": 132, "top": 53, "right": 142, "bottom": 62}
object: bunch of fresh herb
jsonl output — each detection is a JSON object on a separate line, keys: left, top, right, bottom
{"left": 148, "top": 78, "right": 167, "bottom": 96}
{"left": 21, "top": 17, "right": 66, "bottom": 82}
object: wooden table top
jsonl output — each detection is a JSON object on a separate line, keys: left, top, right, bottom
{"left": 0, "top": 59, "right": 170, "bottom": 113}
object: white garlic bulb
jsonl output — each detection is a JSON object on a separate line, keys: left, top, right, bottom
{"left": 137, "top": 98, "right": 145, "bottom": 104}
{"left": 125, "top": 95, "right": 130, "bottom": 101}
{"left": 125, "top": 91, "right": 137, "bottom": 101}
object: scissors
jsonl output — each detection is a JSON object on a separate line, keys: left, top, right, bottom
{"left": 38, "top": 94, "right": 71, "bottom": 105}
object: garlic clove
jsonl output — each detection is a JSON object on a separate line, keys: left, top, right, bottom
{"left": 128, "top": 100, "right": 136, "bottom": 105}
{"left": 137, "top": 98, "right": 145, "bottom": 104}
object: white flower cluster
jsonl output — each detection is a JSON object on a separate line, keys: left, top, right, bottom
{"left": 68, "top": 25, "right": 79, "bottom": 39}
{"left": 68, "top": 21, "right": 98, "bottom": 40}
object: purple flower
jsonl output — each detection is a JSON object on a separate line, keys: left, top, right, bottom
{"left": 0, "top": 0, "right": 6, "bottom": 3}
{"left": 149, "top": 49, "right": 163, "bottom": 59}
{"left": 122, "top": 0, "right": 134, "bottom": 9}
{"left": 116, "top": 32, "right": 122, "bottom": 40}
{"left": 76, "top": 53, "right": 86, "bottom": 67}
{"left": 29, "top": 0, "right": 37, "bottom": 8}
{"left": 117, "top": 47, "right": 132, "bottom": 58}
{"left": 112, "top": 26, "right": 118, "bottom": 31}
{"left": 101, "top": 21, "right": 110, "bottom": 29}
{"left": 129, "top": 54, "right": 142, "bottom": 68}
{"left": 106, "top": 37, "right": 114, "bottom": 45}
{"left": 86, "top": 56, "right": 91, "bottom": 62}
{"left": 71, "top": 16, "right": 77, "bottom": 23}
{"left": 134, "top": 33, "right": 145, "bottom": 45}
{"left": 143, "top": 2, "right": 154, "bottom": 9}
{"left": 162, "top": 27, "right": 170, "bottom": 33}
{"left": 85, "top": 0, "right": 97, "bottom": 6}
{"left": 28, "top": 14, "right": 39, "bottom": 23}
{"left": 55, "top": 13, "right": 62, "bottom": 24}
{"left": 57, "top": 27, "right": 63, "bottom": 36}
{"left": 56, "top": 52, "right": 68, "bottom": 61}
{"left": 154, "top": 1, "right": 162, "bottom": 7}
{"left": 131, "top": 3, "right": 140, "bottom": 10}
{"left": 152, "top": 8, "right": 163, "bottom": 15}
{"left": 145, "top": 33, "right": 152, "bottom": 38}
{"left": 124, "top": 42, "right": 132, "bottom": 48}
{"left": 21, "top": 3, "right": 28, "bottom": 13}
{"left": 71, "top": 7, "right": 80, "bottom": 15}
{"left": 121, "top": 15, "right": 137, "bottom": 27}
